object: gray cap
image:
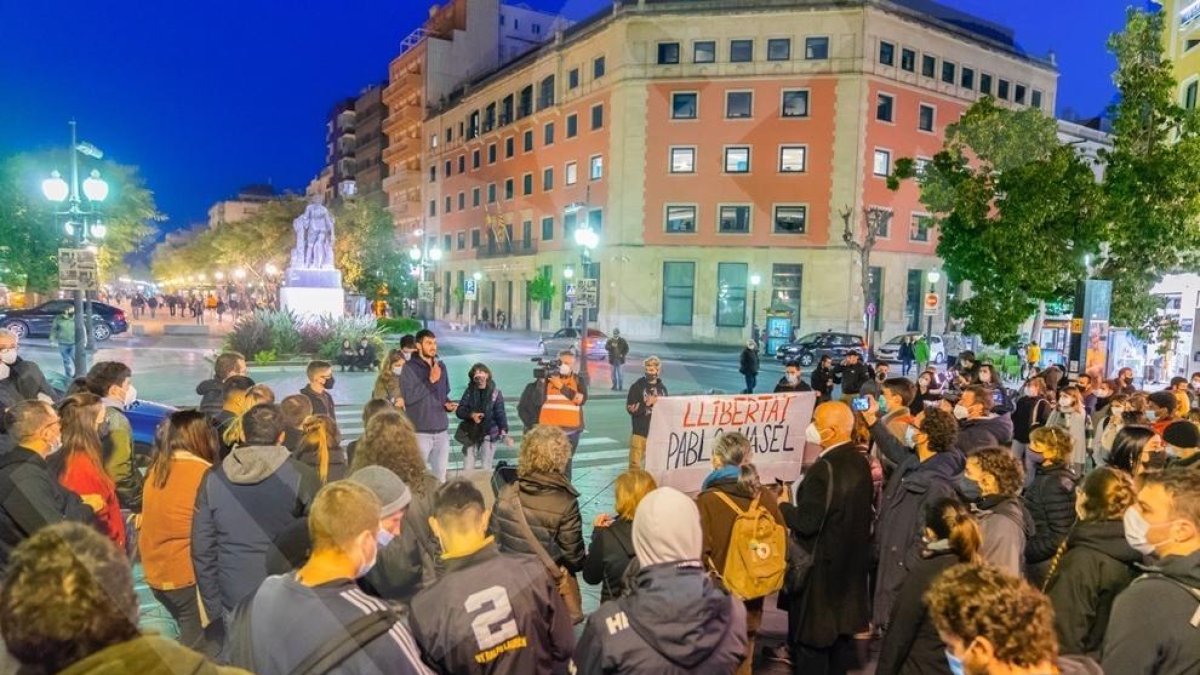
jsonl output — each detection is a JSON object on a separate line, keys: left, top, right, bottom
{"left": 349, "top": 466, "right": 412, "bottom": 516}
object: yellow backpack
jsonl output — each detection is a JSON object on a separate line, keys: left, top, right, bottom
{"left": 710, "top": 491, "right": 786, "bottom": 600}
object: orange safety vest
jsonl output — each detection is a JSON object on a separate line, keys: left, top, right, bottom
{"left": 538, "top": 377, "right": 583, "bottom": 429}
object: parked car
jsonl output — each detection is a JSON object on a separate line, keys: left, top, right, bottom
{"left": 0, "top": 299, "right": 128, "bottom": 341}
{"left": 42, "top": 372, "right": 175, "bottom": 455}
{"left": 776, "top": 332, "right": 865, "bottom": 366}
{"left": 875, "top": 332, "right": 947, "bottom": 365}
{"left": 539, "top": 327, "right": 608, "bottom": 360}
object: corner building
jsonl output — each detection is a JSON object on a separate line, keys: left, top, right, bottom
{"left": 422, "top": 0, "right": 1056, "bottom": 343}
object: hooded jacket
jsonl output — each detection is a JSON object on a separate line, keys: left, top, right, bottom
{"left": 1102, "top": 550, "right": 1200, "bottom": 675}
{"left": 1044, "top": 519, "right": 1141, "bottom": 656}
{"left": 971, "top": 494, "right": 1035, "bottom": 577}
{"left": 955, "top": 413, "right": 1014, "bottom": 453}
{"left": 57, "top": 635, "right": 249, "bottom": 675}
{"left": 456, "top": 383, "right": 509, "bottom": 442}
{"left": 1023, "top": 462, "right": 1079, "bottom": 564}
{"left": 195, "top": 378, "right": 224, "bottom": 418}
{"left": 192, "top": 444, "right": 320, "bottom": 621}
{"left": 582, "top": 517, "right": 637, "bottom": 602}
{"left": 490, "top": 471, "right": 586, "bottom": 573}
{"left": 875, "top": 547, "right": 958, "bottom": 675}
{"left": 572, "top": 562, "right": 747, "bottom": 675}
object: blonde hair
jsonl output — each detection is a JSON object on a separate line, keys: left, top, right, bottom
{"left": 643, "top": 355, "right": 661, "bottom": 368}
{"left": 1029, "top": 426, "right": 1073, "bottom": 465}
{"left": 308, "top": 481, "right": 380, "bottom": 553}
{"left": 614, "top": 470, "right": 657, "bottom": 520}
{"left": 299, "top": 415, "right": 340, "bottom": 483}
{"left": 245, "top": 384, "right": 275, "bottom": 406}
{"left": 220, "top": 391, "right": 258, "bottom": 447}
{"left": 518, "top": 425, "right": 572, "bottom": 477}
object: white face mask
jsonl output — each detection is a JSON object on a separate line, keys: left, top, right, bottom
{"left": 123, "top": 385, "right": 138, "bottom": 407}
{"left": 1123, "top": 506, "right": 1158, "bottom": 556}
{"left": 904, "top": 425, "right": 919, "bottom": 448}
{"left": 953, "top": 404, "right": 970, "bottom": 420}
{"left": 805, "top": 422, "right": 823, "bottom": 446}
{"left": 1146, "top": 409, "right": 1159, "bottom": 422}
{"left": 1058, "top": 397, "right": 1073, "bottom": 409}
{"left": 785, "top": 373, "right": 799, "bottom": 385}
{"left": 0, "top": 363, "right": 8, "bottom": 381}
{"left": 0, "top": 349, "right": 16, "bottom": 365}
{"left": 558, "top": 364, "right": 572, "bottom": 376}
{"left": 392, "top": 365, "right": 404, "bottom": 376}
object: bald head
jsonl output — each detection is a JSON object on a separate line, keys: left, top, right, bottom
{"left": 812, "top": 401, "right": 854, "bottom": 448}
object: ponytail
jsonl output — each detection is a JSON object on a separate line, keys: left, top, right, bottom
{"left": 925, "top": 497, "right": 982, "bottom": 564}
{"left": 300, "top": 415, "right": 336, "bottom": 483}
{"left": 739, "top": 463, "right": 762, "bottom": 494}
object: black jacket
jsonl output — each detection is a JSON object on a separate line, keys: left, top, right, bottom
{"left": 299, "top": 385, "right": 335, "bottom": 419}
{"left": 739, "top": 348, "right": 759, "bottom": 375}
{"left": 0, "top": 446, "right": 94, "bottom": 570}
{"left": 410, "top": 543, "right": 574, "bottom": 675}
{"left": 835, "top": 362, "right": 871, "bottom": 395}
{"left": 362, "top": 474, "right": 443, "bottom": 602}
{"left": 195, "top": 378, "right": 224, "bottom": 418}
{"left": 774, "top": 377, "right": 813, "bottom": 393}
{"left": 1044, "top": 519, "right": 1140, "bottom": 656}
{"left": 1012, "top": 395, "right": 1051, "bottom": 444}
{"left": 581, "top": 517, "right": 636, "bottom": 602}
{"left": 0, "top": 358, "right": 58, "bottom": 410}
{"left": 811, "top": 366, "right": 836, "bottom": 398}
{"left": 456, "top": 384, "right": 509, "bottom": 442}
{"left": 1024, "top": 462, "right": 1078, "bottom": 564}
{"left": 1102, "top": 551, "right": 1200, "bottom": 675}
{"left": 875, "top": 548, "right": 959, "bottom": 675}
{"left": 626, "top": 377, "right": 667, "bottom": 438}
{"left": 955, "top": 414, "right": 1014, "bottom": 453}
{"left": 909, "top": 389, "right": 942, "bottom": 416}
{"left": 572, "top": 561, "right": 747, "bottom": 675}
{"left": 490, "top": 471, "right": 585, "bottom": 573}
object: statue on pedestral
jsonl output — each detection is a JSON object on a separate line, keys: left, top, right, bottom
{"left": 289, "top": 202, "right": 337, "bottom": 270}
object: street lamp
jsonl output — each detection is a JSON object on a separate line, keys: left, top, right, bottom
{"left": 749, "top": 273, "right": 762, "bottom": 351}
{"left": 926, "top": 268, "right": 941, "bottom": 340}
{"left": 563, "top": 267, "right": 575, "bottom": 279}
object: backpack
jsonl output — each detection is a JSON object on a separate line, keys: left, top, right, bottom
{"left": 517, "top": 380, "right": 545, "bottom": 430}
{"left": 709, "top": 491, "right": 786, "bottom": 600}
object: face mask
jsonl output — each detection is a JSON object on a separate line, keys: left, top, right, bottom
{"left": 877, "top": 396, "right": 889, "bottom": 414}
{"left": 1146, "top": 409, "right": 1158, "bottom": 422}
{"left": 805, "top": 422, "right": 823, "bottom": 445}
{"left": 1123, "top": 506, "right": 1158, "bottom": 556}
{"left": 392, "top": 366, "right": 404, "bottom": 376}
{"left": 558, "top": 364, "right": 572, "bottom": 376}
{"left": 0, "top": 363, "right": 8, "bottom": 380}
{"left": 355, "top": 538, "right": 379, "bottom": 579}
{"left": 123, "top": 385, "right": 138, "bottom": 407}
{"left": 785, "top": 373, "right": 799, "bottom": 385}
{"left": 1058, "top": 397, "right": 1073, "bottom": 409}
{"left": 953, "top": 404, "right": 970, "bottom": 420}
{"left": 1192, "top": 380, "right": 1200, "bottom": 389}
{"left": 376, "top": 528, "right": 396, "bottom": 549}
{"left": 944, "top": 650, "right": 966, "bottom": 675}
{"left": 324, "top": 376, "right": 336, "bottom": 390}
{"left": 0, "top": 349, "right": 15, "bottom": 365}
{"left": 904, "top": 425, "right": 919, "bottom": 448}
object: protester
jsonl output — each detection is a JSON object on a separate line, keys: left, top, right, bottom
{"left": 950, "top": 385, "right": 1014, "bottom": 453}
{"left": 215, "top": 375, "right": 256, "bottom": 456}
{"left": 910, "top": 369, "right": 942, "bottom": 414}
{"left": 192, "top": 403, "right": 320, "bottom": 636}
{"left": 279, "top": 394, "right": 313, "bottom": 454}
{"left": 899, "top": 336, "right": 916, "bottom": 377}
{"left": 626, "top": 356, "right": 667, "bottom": 470}
{"left": 739, "top": 340, "right": 760, "bottom": 394}
{"left": 456, "top": 362, "right": 511, "bottom": 472}
{"left": 573, "top": 486, "right": 748, "bottom": 675}
{"left": 877, "top": 377, "right": 917, "bottom": 442}
{"left": 346, "top": 398, "right": 392, "bottom": 466}
{"left": 1094, "top": 393, "right": 1129, "bottom": 461}
{"left": 605, "top": 328, "right": 629, "bottom": 391}
{"left": 876, "top": 498, "right": 981, "bottom": 675}
{"left": 0, "top": 401, "right": 96, "bottom": 568}
{"left": 1107, "top": 425, "right": 1167, "bottom": 476}
{"left": 1170, "top": 377, "right": 1192, "bottom": 418}
{"left": 49, "top": 306, "right": 78, "bottom": 379}
{"left": 1147, "top": 390, "right": 1178, "bottom": 435}
{"left": 535, "top": 350, "right": 588, "bottom": 476}
{"left": 196, "top": 352, "right": 249, "bottom": 418}
{"left": 1102, "top": 470, "right": 1200, "bottom": 675}
{"left": 226, "top": 481, "right": 431, "bottom": 675}
{"left": 1012, "top": 376, "right": 1052, "bottom": 483}
{"left": 953, "top": 350, "right": 981, "bottom": 387}
{"left": 399, "top": 330, "right": 457, "bottom": 481}
{"left": 779, "top": 401, "right": 874, "bottom": 672}
{"left": 0, "top": 330, "right": 56, "bottom": 411}
{"left": 1163, "top": 419, "right": 1200, "bottom": 471}
{"left": 774, "top": 361, "right": 813, "bottom": 393}
{"left": 411, "top": 479, "right": 575, "bottom": 674}
{"left": 85, "top": 361, "right": 143, "bottom": 512}
{"left": 1043, "top": 467, "right": 1139, "bottom": 657}
{"left": 834, "top": 350, "right": 871, "bottom": 400}
{"left": 1112, "top": 367, "right": 1137, "bottom": 396}
{"left": 299, "top": 360, "right": 337, "bottom": 419}
{"left": 294, "top": 414, "right": 347, "bottom": 484}
{"left": 695, "top": 432, "right": 783, "bottom": 675}
{"left": 139, "top": 410, "right": 216, "bottom": 650}
{"left": 1048, "top": 385, "right": 1092, "bottom": 474}
{"left": 53, "top": 393, "right": 125, "bottom": 551}
{"left": 811, "top": 355, "right": 836, "bottom": 403}
{"left": 965, "top": 447, "right": 1034, "bottom": 576}
{"left": 1023, "top": 426, "right": 1080, "bottom": 584}
{"left": 863, "top": 402, "right": 963, "bottom": 632}
{"left": 372, "top": 348, "right": 406, "bottom": 406}
{"left": 582, "top": 469, "right": 657, "bottom": 602}
{"left": 0, "top": 522, "right": 245, "bottom": 674}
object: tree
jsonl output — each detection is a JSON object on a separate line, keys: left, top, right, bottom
{"left": 899, "top": 98, "right": 1103, "bottom": 344}
{"left": 841, "top": 206, "right": 892, "bottom": 348}
{"left": 527, "top": 271, "right": 556, "bottom": 332}
{"left": 1098, "top": 8, "right": 1200, "bottom": 333}
{"left": 333, "top": 197, "right": 413, "bottom": 311}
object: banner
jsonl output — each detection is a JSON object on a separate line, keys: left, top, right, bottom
{"left": 644, "top": 392, "right": 818, "bottom": 492}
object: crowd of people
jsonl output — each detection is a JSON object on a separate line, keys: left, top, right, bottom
{"left": 0, "top": 325, "right": 1198, "bottom": 674}
{"left": 114, "top": 290, "right": 272, "bottom": 325}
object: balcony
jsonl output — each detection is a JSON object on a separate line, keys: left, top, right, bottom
{"left": 476, "top": 239, "right": 538, "bottom": 259}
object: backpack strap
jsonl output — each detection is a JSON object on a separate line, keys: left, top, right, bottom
{"left": 292, "top": 607, "right": 398, "bottom": 675}
{"left": 1134, "top": 573, "right": 1200, "bottom": 628}
{"left": 711, "top": 490, "right": 750, "bottom": 518}
{"left": 503, "top": 483, "right": 562, "bottom": 580}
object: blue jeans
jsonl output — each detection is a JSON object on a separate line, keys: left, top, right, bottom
{"left": 743, "top": 373, "right": 757, "bottom": 393}
{"left": 417, "top": 431, "right": 451, "bottom": 482}
{"left": 611, "top": 362, "right": 624, "bottom": 389}
{"left": 59, "top": 344, "right": 76, "bottom": 379}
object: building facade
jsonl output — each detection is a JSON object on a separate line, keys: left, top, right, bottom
{"left": 419, "top": 0, "right": 1056, "bottom": 343}
{"left": 207, "top": 184, "right": 277, "bottom": 228}
{"left": 1154, "top": 0, "right": 1200, "bottom": 110}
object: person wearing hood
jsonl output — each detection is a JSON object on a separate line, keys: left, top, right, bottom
{"left": 811, "top": 355, "right": 837, "bottom": 403}
{"left": 965, "top": 447, "right": 1034, "bottom": 577}
{"left": 862, "top": 401, "right": 964, "bottom": 632}
{"left": 626, "top": 356, "right": 668, "bottom": 470}
{"left": 84, "top": 361, "right": 144, "bottom": 512}
{"left": 0, "top": 329, "right": 58, "bottom": 411}
{"left": 774, "top": 361, "right": 813, "bottom": 394}
{"left": 1043, "top": 467, "right": 1140, "bottom": 657}
{"left": 1102, "top": 470, "right": 1200, "bottom": 675}
{"left": 927, "top": 563, "right": 1104, "bottom": 675}
{"left": 456, "top": 362, "right": 511, "bottom": 472}
{"left": 1023, "top": 426, "right": 1080, "bottom": 585}
{"left": 195, "top": 352, "right": 249, "bottom": 418}
{"left": 0, "top": 522, "right": 247, "bottom": 675}
{"left": 739, "top": 341, "right": 760, "bottom": 394}
{"left": 192, "top": 403, "right": 320, "bottom": 639}
{"left": 950, "top": 385, "right": 1014, "bottom": 454}
{"left": 573, "top": 486, "right": 747, "bottom": 674}
{"left": 1163, "top": 419, "right": 1200, "bottom": 472}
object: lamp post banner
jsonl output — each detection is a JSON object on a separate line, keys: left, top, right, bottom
{"left": 645, "top": 391, "right": 818, "bottom": 492}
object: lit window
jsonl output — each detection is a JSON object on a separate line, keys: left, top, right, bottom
{"left": 779, "top": 146, "right": 807, "bottom": 172}
{"left": 565, "top": 162, "right": 578, "bottom": 185}
{"left": 873, "top": 149, "right": 891, "bottom": 176}
{"left": 590, "top": 155, "right": 603, "bottom": 180}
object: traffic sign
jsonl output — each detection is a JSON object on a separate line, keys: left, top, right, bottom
{"left": 924, "top": 292, "right": 940, "bottom": 316}
{"left": 463, "top": 278, "right": 477, "bottom": 301}
{"left": 58, "top": 248, "right": 98, "bottom": 292}
{"left": 577, "top": 278, "right": 598, "bottom": 309}
{"left": 565, "top": 283, "right": 577, "bottom": 298}
{"left": 418, "top": 281, "right": 435, "bottom": 302}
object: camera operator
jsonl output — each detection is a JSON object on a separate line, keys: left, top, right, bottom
{"left": 520, "top": 350, "right": 588, "bottom": 479}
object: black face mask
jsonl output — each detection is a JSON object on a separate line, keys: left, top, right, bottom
{"left": 323, "top": 376, "right": 336, "bottom": 390}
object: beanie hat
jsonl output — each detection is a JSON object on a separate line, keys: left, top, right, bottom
{"left": 632, "top": 487, "right": 702, "bottom": 567}
{"left": 1149, "top": 391, "right": 1178, "bottom": 411}
{"left": 1163, "top": 420, "right": 1200, "bottom": 450}
{"left": 349, "top": 466, "right": 411, "bottom": 517}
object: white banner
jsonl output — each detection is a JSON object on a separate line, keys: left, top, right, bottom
{"left": 644, "top": 392, "right": 818, "bottom": 492}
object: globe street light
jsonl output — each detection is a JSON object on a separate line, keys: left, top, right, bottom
{"left": 41, "top": 171, "right": 69, "bottom": 203}
{"left": 563, "top": 267, "right": 575, "bottom": 279}
{"left": 82, "top": 170, "right": 109, "bottom": 202}
{"left": 750, "top": 273, "right": 762, "bottom": 349}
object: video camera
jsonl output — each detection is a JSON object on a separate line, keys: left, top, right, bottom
{"left": 530, "top": 356, "right": 562, "bottom": 380}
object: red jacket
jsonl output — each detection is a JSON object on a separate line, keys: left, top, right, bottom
{"left": 60, "top": 451, "right": 125, "bottom": 550}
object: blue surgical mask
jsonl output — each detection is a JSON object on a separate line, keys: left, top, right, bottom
{"left": 944, "top": 650, "right": 965, "bottom": 675}
{"left": 1145, "top": 409, "right": 1158, "bottom": 421}
{"left": 376, "top": 529, "right": 396, "bottom": 549}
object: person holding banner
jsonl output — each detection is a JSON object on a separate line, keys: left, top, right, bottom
{"left": 537, "top": 350, "right": 588, "bottom": 477}
{"left": 626, "top": 356, "right": 668, "bottom": 470}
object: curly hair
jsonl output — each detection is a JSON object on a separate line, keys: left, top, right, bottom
{"left": 925, "top": 563, "right": 1058, "bottom": 669}
{"left": 969, "top": 446, "right": 1024, "bottom": 497}
{"left": 919, "top": 408, "right": 959, "bottom": 454}
{"left": 518, "top": 425, "right": 572, "bottom": 477}
{"left": 0, "top": 523, "right": 138, "bottom": 673}
{"left": 1078, "top": 466, "right": 1136, "bottom": 522}
{"left": 1029, "top": 426, "right": 1073, "bottom": 466}
{"left": 350, "top": 411, "right": 433, "bottom": 496}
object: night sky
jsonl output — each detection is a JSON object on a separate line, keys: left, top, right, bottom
{"left": 0, "top": 0, "right": 1129, "bottom": 235}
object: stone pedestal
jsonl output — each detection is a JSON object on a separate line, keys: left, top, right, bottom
{"left": 280, "top": 268, "right": 345, "bottom": 319}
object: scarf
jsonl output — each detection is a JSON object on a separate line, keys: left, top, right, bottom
{"left": 702, "top": 465, "right": 742, "bottom": 490}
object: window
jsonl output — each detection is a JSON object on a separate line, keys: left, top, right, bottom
{"left": 518, "top": 86, "right": 533, "bottom": 117}
{"left": 458, "top": 155, "right": 465, "bottom": 173}
{"left": 544, "top": 122, "right": 555, "bottom": 145}
{"left": 504, "top": 178, "right": 514, "bottom": 200}
{"left": 657, "top": 42, "right": 681, "bottom": 64}
{"left": 726, "top": 91, "right": 753, "bottom": 119}
{"left": 444, "top": 160, "right": 452, "bottom": 177}
{"left": 593, "top": 56, "right": 606, "bottom": 78}
{"left": 997, "top": 79, "right": 1010, "bottom": 100}
{"left": 472, "top": 187, "right": 481, "bottom": 207}
{"left": 563, "top": 212, "right": 577, "bottom": 239}
{"left": 457, "top": 232, "right": 466, "bottom": 250}
{"left": 921, "top": 54, "right": 936, "bottom": 78}
{"left": 918, "top": 104, "right": 935, "bottom": 132}
{"left": 941, "top": 61, "right": 956, "bottom": 85}
{"left": 980, "top": 73, "right": 993, "bottom": 95}
{"left": 911, "top": 214, "right": 932, "bottom": 242}
{"left": 873, "top": 209, "right": 891, "bottom": 238}
{"left": 779, "top": 146, "right": 806, "bottom": 172}
{"left": 446, "top": 127, "right": 453, "bottom": 143}
{"left": 905, "top": 269, "right": 923, "bottom": 332}
{"left": 505, "top": 137, "right": 514, "bottom": 158}
{"left": 670, "top": 147, "right": 696, "bottom": 173}
{"left": 445, "top": 196, "right": 451, "bottom": 213}
{"left": 876, "top": 93, "right": 894, "bottom": 122}
{"left": 716, "top": 263, "right": 748, "bottom": 327}
{"left": 566, "top": 114, "right": 578, "bottom": 138}
{"left": 568, "top": 68, "right": 580, "bottom": 89}
{"left": 589, "top": 155, "right": 603, "bottom": 180}
{"left": 471, "top": 229, "right": 481, "bottom": 248}
{"left": 444, "top": 234, "right": 452, "bottom": 252}
{"left": 541, "top": 216, "right": 554, "bottom": 240}
{"left": 879, "top": 41, "right": 895, "bottom": 66}
{"left": 782, "top": 90, "right": 810, "bottom": 117}
{"left": 731, "top": 39, "right": 754, "bottom": 62}
{"left": 805, "top": 37, "right": 829, "bottom": 60}
{"left": 522, "top": 174, "right": 533, "bottom": 196}
{"left": 662, "top": 262, "right": 695, "bottom": 326}
{"left": 672, "top": 92, "right": 698, "bottom": 119}
{"left": 458, "top": 192, "right": 465, "bottom": 210}
{"left": 523, "top": 130, "right": 533, "bottom": 152}
{"left": 868, "top": 266, "right": 883, "bottom": 331}
{"left": 961, "top": 67, "right": 975, "bottom": 90}
{"left": 542, "top": 167, "right": 554, "bottom": 190}
{"left": 767, "top": 38, "right": 791, "bottom": 61}
{"left": 487, "top": 183, "right": 496, "bottom": 203}
{"left": 771, "top": 264, "right": 803, "bottom": 322}
{"left": 587, "top": 209, "right": 602, "bottom": 234}
{"left": 719, "top": 205, "right": 751, "bottom": 233}
{"left": 501, "top": 95, "right": 513, "bottom": 125}
{"left": 472, "top": 150, "right": 481, "bottom": 169}
{"left": 873, "top": 149, "right": 891, "bottom": 176}
{"left": 900, "top": 48, "right": 915, "bottom": 72}
{"left": 538, "top": 75, "right": 555, "bottom": 110}
{"left": 430, "top": 133, "right": 439, "bottom": 149}
{"left": 468, "top": 111, "right": 480, "bottom": 138}
{"left": 591, "top": 104, "right": 604, "bottom": 130}
{"left": 724, "top": 147, "right": 750, "bottom": 173}
{"left": 774, "top": 205, "right": 807, "bottom": 233}
{"left": 429, "top": 166, "right": 437, "bottom": 183}
{"left": 429, "top": 200, "right": 436, "bottom": 216}
{"left": 565, "top": 161, "right": 578, "bottom": 185}
{"left": 694, "top": 41, "right": 716, "bottom": 63}
{"left": 1015, "top": 84, "right": 1027, "bottom": 105}
{"left": 1032, "top": 89, "right": 1044, "bottom": 109}
{"left": 665, "top": 205, "right": 696, "bottom": 233}
{"left": 484, "top": 103, "right": 496, "bottom": 132}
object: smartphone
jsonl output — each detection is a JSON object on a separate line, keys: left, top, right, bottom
{"left": 851, "top": 395, "right": 871, "bottom": 412}
{"left": 991, "top": 390, "right": 1005, "bottom": 406}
